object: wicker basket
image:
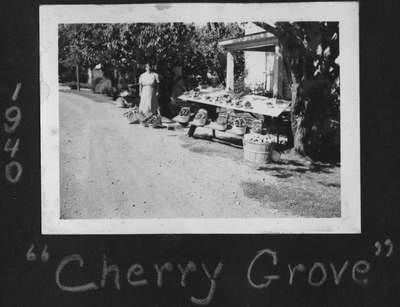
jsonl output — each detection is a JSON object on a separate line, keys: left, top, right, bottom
{"left": 243, "top": 140, "right": 273, "bottom": 163}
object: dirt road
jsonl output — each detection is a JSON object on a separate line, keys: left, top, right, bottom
{"left": 60, "top": 90, "right": 340, "bottom": 219}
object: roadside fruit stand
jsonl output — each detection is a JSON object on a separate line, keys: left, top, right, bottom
{"left": 178, "top": 88, "right": 290, "bottom": 136}
{"left": 177, "top": 88, "right": 291, "bottom": 163}
{"left": 176, "top": 23, "right": 293, "bottom": 163}
{"left": 179, "top": 89, "right": 290, "bottom": 136}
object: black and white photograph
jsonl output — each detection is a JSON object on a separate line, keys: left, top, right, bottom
{"left": 40, "top": 3, "right": 360, "bottom": 233}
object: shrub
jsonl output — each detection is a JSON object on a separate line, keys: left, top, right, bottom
{"left": 68, "top": 81, "right": 77, "bottom": 90}
{"left": 67, "top": 81, "right": 91, "bottom": 90}
{"left": 92, "top": 77, "right": 102, "bottom": 92}
{"left": 117, "top": 78, "right": 129, "bottom": 92}
{"left": 93, "top": 77, "right": 113, "bottom": 96}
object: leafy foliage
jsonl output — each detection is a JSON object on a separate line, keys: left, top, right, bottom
{"left": 59, "top": 22, "right": 244, "bottom": 88}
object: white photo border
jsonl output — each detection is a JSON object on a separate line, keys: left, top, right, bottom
{"left": 40, "top": 2, "right": 360, "bottom": 234}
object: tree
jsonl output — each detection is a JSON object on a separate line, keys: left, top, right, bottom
{"left": 116, "top": 22, "right": 244, "bottom": 89}
{"left": 190, "top": 22, "right": 244, "bottom": 82}
{"left": 59, "top": 24, "right": 103, "bottom": 89}
{"left": 255, "top": 22, "right": 340, "bottom": 162}
{"left": 59, "top": 25, "right": 85, "bottom": 89}
{"left": 59, "top": 22, "right": 245, "bottom": 85}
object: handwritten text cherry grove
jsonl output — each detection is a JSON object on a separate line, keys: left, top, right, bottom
{"left": 54, "top": 248, "right": 371, "bottom": 305}
{"left": 56, "top": 254, "right": 223, "bottom": 305}
{"left": 247, "top": 249, "right": 370, "bottom": 289}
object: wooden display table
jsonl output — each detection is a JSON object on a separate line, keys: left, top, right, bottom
{"left": 179, "top": 91, "right": 290, "bottom": 117}
{"left": 178, "top": 90, "right": 291, "bottom": 142}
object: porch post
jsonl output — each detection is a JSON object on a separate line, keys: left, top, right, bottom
{"left": 226, "top": 51, "right": 234, "bottom": 91}
{"left": 272, "top": 45, "right": 283, "bottom": 98}
{"left": 87, "top": 68, "right": 93, "bottom": 86}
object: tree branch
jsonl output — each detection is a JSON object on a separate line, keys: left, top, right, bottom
{"left": 253, "top": 22, "right": 277, "bottom": 36}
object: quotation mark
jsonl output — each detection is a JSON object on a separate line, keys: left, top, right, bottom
{"left": 374, "top": 239, "right": 393, "bottom": 257}
{"left": 26, "top": 244, "right": 50, "bottom": 262}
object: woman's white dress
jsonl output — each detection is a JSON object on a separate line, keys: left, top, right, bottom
{"left": 139, "top": 72, "right": 159, "bottom": 114}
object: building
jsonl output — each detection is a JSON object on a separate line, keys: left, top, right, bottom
{"left": 219, "top": 22, "right": 291, "bottom": 101}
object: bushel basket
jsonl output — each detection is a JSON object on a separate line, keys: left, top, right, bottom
{"left": 243, "top": 139, "right": 274, "bottom": 163}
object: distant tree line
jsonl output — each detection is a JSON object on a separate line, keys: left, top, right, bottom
{"left": 58, "top": 22, "right": 245, "bottom": 90}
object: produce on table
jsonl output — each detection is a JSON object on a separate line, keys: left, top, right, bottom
{"left": 244, "top": 101, "right": 253, "bottom": 109}
{"left": 181, "top": 89, "right": 280, "bottom": 112}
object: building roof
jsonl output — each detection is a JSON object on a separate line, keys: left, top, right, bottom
{"left": 218, "top": 31, "right": 278, "bottom": 52}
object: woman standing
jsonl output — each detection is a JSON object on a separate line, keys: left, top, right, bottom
{"left": 139, "top": 63, "right": 160, "bottom": 115}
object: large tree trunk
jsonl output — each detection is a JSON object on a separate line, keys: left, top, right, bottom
{"left": 290, "top": 80, "right": 306, "bottom": 154}
{"left": 291, "top": 78, "right": 338, "bottom": 161}
{"left": 285, "top": 54, "right": 325, "bottom": 159}
{"left": 75, "top": 64, "right": 80, "bottom": 91}
{"left": 287, "top": 69, "right": 296, "bottom": 148}
{"left": 284, "top": 55, "right": 306, "bottom": 154}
